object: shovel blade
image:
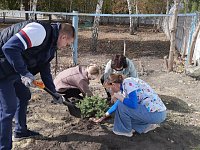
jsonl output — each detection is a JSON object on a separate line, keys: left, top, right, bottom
{"left": 63, "top": 100, "right": 81, "bottom": 118}
{"left": 67, "top": 104, "right": 81, "bottom": 118}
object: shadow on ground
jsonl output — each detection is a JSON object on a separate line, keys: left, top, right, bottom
{"left": 160, "top": 94, "right": 193, "bottom": 113}
{"left": 25, "top": 120, "right": 200, "bottom": 150}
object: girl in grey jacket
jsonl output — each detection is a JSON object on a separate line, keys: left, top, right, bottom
{"left": 101, "top": 54, "right": 138, "bottom": 99}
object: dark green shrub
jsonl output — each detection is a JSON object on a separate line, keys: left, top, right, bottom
{"left": 76, "top": 95, "right": 109, "bottom": 118}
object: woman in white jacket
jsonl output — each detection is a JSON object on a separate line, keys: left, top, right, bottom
{"left": 101, "top": 54, "right": 138, "bottom": 100}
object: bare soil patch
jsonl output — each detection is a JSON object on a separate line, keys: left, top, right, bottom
{"left": 8, "top": 25, "right": 200, "bottom": 150}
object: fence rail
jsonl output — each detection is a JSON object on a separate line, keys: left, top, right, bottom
{"left": 0, "top": 10, "right": 197, "bottom": 17}
{"left": 0, "top": 10, "right": 199, "bottom": 65}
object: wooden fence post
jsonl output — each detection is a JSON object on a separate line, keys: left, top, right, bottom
{"left": 49, "top": 14, "right": 52, "bottom": 23}
{"left": 35, "top": 14, "right": 37, "bottom": 20}
{"left": 3, "top": 12, "right": 5, "bottom": 23}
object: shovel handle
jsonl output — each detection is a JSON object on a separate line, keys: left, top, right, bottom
{"left": 33, "top": 80, "right": 75, "bottom": 105}
{"left": 32, "top": 80, "right": 45, "bottom": 89}
{"left": 33, "top": 80, "right": 81, "bottom": 118}
{"left": 32, "top": 80, "right": 59, "bottom": 99}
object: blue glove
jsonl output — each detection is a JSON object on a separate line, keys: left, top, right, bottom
{"left": 21, "top": 72, "right": 35, "bottom": 87}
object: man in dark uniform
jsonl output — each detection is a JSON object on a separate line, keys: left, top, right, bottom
{"left": 0, "top": 20, "right": 75, "bottom": 150}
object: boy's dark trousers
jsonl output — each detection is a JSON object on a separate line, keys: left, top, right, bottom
{"left": 0, "top": 75, "right": 31, "bottom": 150}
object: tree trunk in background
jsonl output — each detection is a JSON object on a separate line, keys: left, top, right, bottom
{"left": 127, "top": 0, "right": 134, "bottom": 35}
{"left": 32, "top": 0, "right": 37, "bottom": 11}
{"left": 20, "top": 0, "right": 24, "bottom": 10}
{"left": 168, "top": 0, "right": 179, "bottom": 72}
{"left": 134, "top": 0, "right": 139, "bottom": 30}
{"left": 182, "top": 18, "right": 187, "bottom": 57}
{"left": 31, "top": 0, "right": 37, "bottom": 19}
{"left": 157, "top": 15, "right": 163, "bottom": 32}
{"left": 166, "top": 0, "right": 169, "bottom": 14}
{"left": 69, "top": 0, "right": 73, "bottom": 12}
{"left": 189, "top": 21, "right": 200, "bottom": 65}
{"left": 90, "top": 0, "right": 104, "bottom": 52}
{"left": 24, "top": 0, "right": 29, "bottom": 20}
{"left": 166, "top": 0, "right": 170, "bottom": 39}
{"left": 184, "top": 0, "right": 189, "bottom": 13}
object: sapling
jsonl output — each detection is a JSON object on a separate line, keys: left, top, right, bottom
{"left": 76, "top": 95, "right": 109, "bottom": 118}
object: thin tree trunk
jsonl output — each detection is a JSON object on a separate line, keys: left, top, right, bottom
{"left": 166, "top": 0, "right": 169, "bottom": 14}
{"left": 157, "top": 16, "right": 163, "bottom": 32}
{"left": 31, "top": 0, "right": 37, "bottom": 19}
{"left": 32, "top": 0, "right": 37, "bottom": 11}
{"left": 166, "top": 0, "right": 171, "bottom": 39}
{"left": 168, "top": 0, "right": 179, "bottom": 72}
{"left": 182, "top": 17, "right": 187, "bottom": 57}
{"left": 69, "top": 0, "right": 73, "bottom": 13}
{"left": 90, "top": 0, "right": 104, "bottom": 52}
{"left": 24, "top": 0, "right": 29, "bottom": 20}
{"left": 184, "top": 0, "right": 189, "bottom": 13}
{"left": 153, "top": 17, "right": 157, "bottom": 31}
{"left": 189, "top": 21, "right": 200, "bottom": 65}
{"left": 135, "top": 0, "right": 139, "bottom": 29}
{"left": 127, "top": 0, "right": 134, "bottom": 35}
{"left": 20, "top": 0, "right": 24, "bottom": 10}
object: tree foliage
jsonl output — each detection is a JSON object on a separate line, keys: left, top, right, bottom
{"left": 1, "top": 0, "right": 200, "bottom": 14}
{"left": 0, "top": 0, "right": 20, "bottom": 10}
{"left": 137, "top": 0, "right": 166, "bottom": 14}
{"left": 112, "top": 0, "right": 128, "bottom": 14}
{"left": 191, "top": 1, "right": 198, "bottom": 13}
{"left": 187, "top": 0, "right": 200, "bottom": 13}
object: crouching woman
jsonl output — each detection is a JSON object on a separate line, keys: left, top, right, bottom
{"left": 54, "top": 64, "right": 100, "bottom": 100}
{"left": 91, "top": 73, "right": 167, "bottom": 137}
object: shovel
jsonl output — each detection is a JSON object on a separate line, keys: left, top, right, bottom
{"left": 33, "top": 80, "right": 81, "bottom": 118}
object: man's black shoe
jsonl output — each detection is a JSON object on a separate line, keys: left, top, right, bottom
{"left": 13, "top": 130, "right": 40, "bottom": 142}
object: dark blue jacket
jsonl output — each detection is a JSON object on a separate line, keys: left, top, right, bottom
{"left": 0, "top": 20, "right": 59, "bottom": 92}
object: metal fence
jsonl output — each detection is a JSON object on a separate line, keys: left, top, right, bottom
{"left": 174, "top": 14, "right": 200, "bottom": 64}
{"left": 0, "top": 10, "right": 199, "bottom": 64}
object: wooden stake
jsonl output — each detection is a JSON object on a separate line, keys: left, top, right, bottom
{"left": 124, "top": 40, "right": 126, "bottom": 56}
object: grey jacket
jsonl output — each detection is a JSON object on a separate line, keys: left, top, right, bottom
{"left": 103, "top": 58, "right": 138, "bottom": 81}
